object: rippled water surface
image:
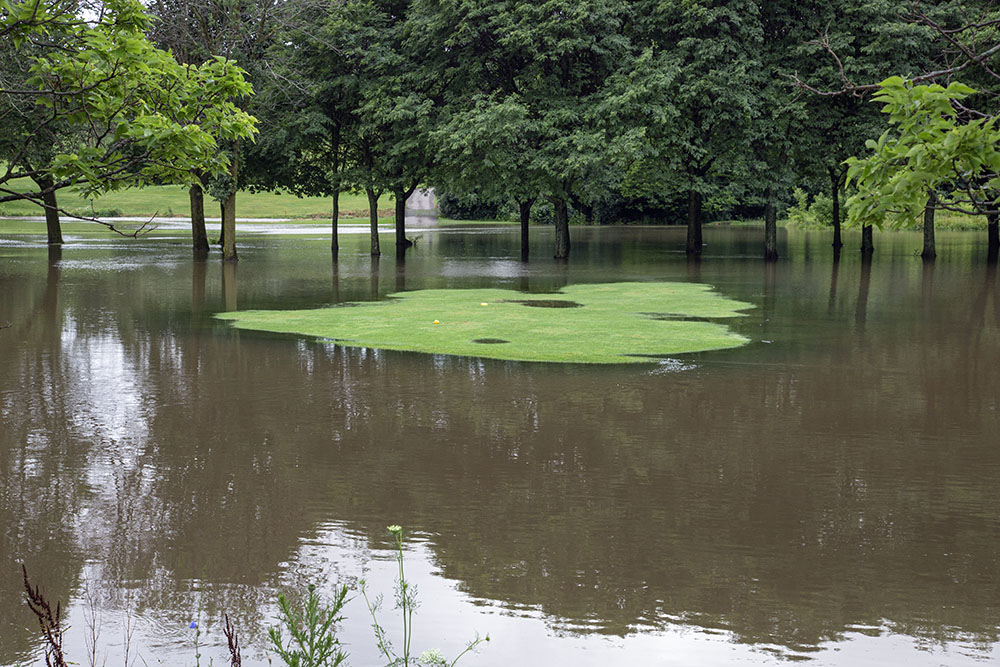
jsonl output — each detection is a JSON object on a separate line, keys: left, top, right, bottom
{"left": 2, "top": 225, "right": 999, "bottom": 666}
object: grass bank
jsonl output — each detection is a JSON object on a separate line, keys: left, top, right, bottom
{"left": 0, "top": 176, "right": 393, "bottom": 219}
{"left": 217, "top": 282, "right": 752, "bottom": 364}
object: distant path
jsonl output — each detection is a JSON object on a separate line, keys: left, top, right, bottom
{"left": 406, "top": 188, "right": 436, "bottom": 214}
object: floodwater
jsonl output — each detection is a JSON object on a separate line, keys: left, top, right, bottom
{"left": 1, "top": 225, "right": 998, "bottom": 666}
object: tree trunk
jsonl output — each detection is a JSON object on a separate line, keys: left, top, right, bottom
{"left": 686, "top": 190, "right": 703, "bottom": 256}
{"left": 830, "top": 165, "right": 844, "bottom": 250}
{"left": 31, "top": 175, "right": 63, "bottom": 245}
{"left": 367, "top": 187, "right": 381, "bottom": 256}
{"left": 860, "top": 224, "right": 874, "bottom": 257}
{"left": 921, "top": 194, "right": 936, "bottom": 261}
{"left": 988, "top": 212, "right": 999, "bottom": 264}
{"left": 330, "top": 124, "right": 342, "bottom": 256}
{"left": 553, "top": 197, "right": 570, "bottom": 259}
{"left": 189, "top": 182, "right": 209, "bottom": 255}
{"left": 221, "top": 144, "right": 239, "bottom": 262}
{"left": 221, "top": 189, "right": 237, "bottom": 262}
{"left": 331, "top": 190, "right": 340, "bottom": 255}
{"left": 763, "top": 187, "right": 778, "bottom": 262}
{"left": 519, "top": 198, "right": 534, "bottom": 262}
{"left": 41, "top": 186, "right": 62, "bottom": 246}
{"left": 218, "top": 202, "right": 225, "bottom": 247}
{"left": 394, "top": 187, "right": 410, "bottom": 249}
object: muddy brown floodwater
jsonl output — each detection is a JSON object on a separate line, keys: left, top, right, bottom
{"left": 1, "top": 225, "right": 998, "bottom": 666}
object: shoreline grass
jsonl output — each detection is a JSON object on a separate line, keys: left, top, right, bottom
{"left": 0, "top": 177, "right": 394, "bottom": 219}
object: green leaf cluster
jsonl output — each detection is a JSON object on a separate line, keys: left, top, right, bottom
{"left": 846, "top": 77, "right": 1000, "bottom": 228}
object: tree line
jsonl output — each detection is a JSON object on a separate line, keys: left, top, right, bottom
{"left": 2, "top": 0, "right": 998, "bottom": 262}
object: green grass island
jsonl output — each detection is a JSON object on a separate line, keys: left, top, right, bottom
{"left": 216, "top": 282, "right": 754, "bottom": 364}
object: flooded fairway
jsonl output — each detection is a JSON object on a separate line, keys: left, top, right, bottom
{"left": 1, "top": 225, "right": 999, "bottom": 666}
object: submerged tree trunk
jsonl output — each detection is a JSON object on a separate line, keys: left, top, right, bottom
{"left": 518, "top": 198, "right": 534, "bottom": 262}
{"left": 331, "top": 190, "right": 340, "bottom": 255}
{"left": 553, "top": 197, "right": 570, "bottom": 259}
{"left": 219, "top": 143, "right": 239, "bottom": 261}
{"left": 221, "top": 189, "right": 237, "bottom": 262}
{"left": 686, "top": 190, "right": 703, "bottom": 256}
{"left": 394, "top": 188, "right": 408, "bottom": 250}
{"left": 189, "top": 182, "right": 209, "bottom": 255}
{"left": 32, "top": 176, "right": 63, "bottom": 245}
{"left": 921, "top": 194, "right": 936, "bottom": 261}
{"left": 988, "top": 212, "right": 999, "bottom": 264}
{"left": 366, "top": 187, "right": 381, "bottom": 256}
{"left": 860, "top": 224, "right": 874, "bottom": 257}
{"left": 763, "top": 187, "right": 778, "bottom": 262}
{"left": 218, "top": 201, "right": 226, "bottom": 247}
{"left": 829, "top": 165, "right": 844, "bottom": 250}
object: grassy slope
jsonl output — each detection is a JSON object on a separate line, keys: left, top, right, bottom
{"left": 217, "top": 282, "right": 753, "bottom": 364}
{"left": 0, "top": 176, "right": 393, "bottom": 219}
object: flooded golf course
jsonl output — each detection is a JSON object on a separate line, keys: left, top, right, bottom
{"left": 1, "top": 224, "right": 999, "bottom": 666}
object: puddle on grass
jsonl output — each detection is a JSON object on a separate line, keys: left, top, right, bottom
{"left": 471, "top": 338, "right": 510, "bottom": 344}
{"left": 501, "top": 299, "right": 583, "bottom": 308}
{"left": 640, "top": 312, "right": 715, "bottom": 323}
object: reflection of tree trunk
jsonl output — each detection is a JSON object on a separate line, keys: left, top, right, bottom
{"left": 763, "top": 260, "right": 777, "bottom": 328}
{"left": 553, "top": 197, "right": 570, "bottom": 259}
{"left": 921, "top": 194, "right": 936, "bottom": 261}
{"left": 829, "top": 165, "right": 844, "bottom": 250}
{"left": 987, "top": 212, "right": 999, "bottom": 264}
{"left": 331, "top": 257, "right": 340, "bottom": 303}
{"left": 192, "top": 256, "right": 207, "bottom": 314}
{"left": 331, "top": 190, "right": 340, "bottom": 255}
{"left": 855, "top": 256, "right": 872, "bottom": 330}
{"left": 366, "top": 187, "right": 381, "bottom": 257}
{"left": 518, "top": 198, "right": 534, "bottom": 262}
{"left": 222, "top": 261, "right": 237, "bottom": 312}
{"left": 686, "top": 254, "right": 702, "bottom": 282}
{"left": 860, "top": 224, "right": 874, "bottom": 257}
{"left": 31, "top": 175, "right": 63, "bottom": 245}
{"left": 395, "top": 255, "right": 406, "bottom": 293}
{"left": 43, "top": 246, "right": 61, "bottom": 329}
{"left": 189, "top": 182, "right": 209, "bottom": 255}
{"left": 369, "top": 256, "right": 380, "bottom": 300}
{"left": 764, "top": 187, "right": 777, "bottom": 262}
{"left": 827, "top": 256, "right": 839, "bottom": 315}
{"left": 686, "top": 190, "right": 703, "bottom": 257}
{"left": 920, "top": 258, "right": 935, "bottom": 322}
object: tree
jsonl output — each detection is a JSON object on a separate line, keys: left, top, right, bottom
{"left": 241, "top": 0, "right": 359, "bottom": 255}
{"left": 147, "top": 0, "right": 277, "bottom": 260}
{"left": 845, "top": 78, "right": 1000, "bottom": 258}
{"left": 0, "top": 0, "right": 257, "bottom": 250}
{"left": 627, "top": 0, "right": 762, "bottom": 257}
{"left": 792, "top": 0, "right": 997, "bottom": 258}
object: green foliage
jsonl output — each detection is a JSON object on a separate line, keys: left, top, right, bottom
{"left": 0, "top": 0, "right": 257, "bottom": 213}
{"left": 785, "top": 189, "right": 838, "bottom": 228}
{"left": 268, "top": 584, "right": 349, "bottom": 667}
{"left": 437, "top": 190, "right": 501, "bottom": 221}
{"left": 846, "top": 77, "right": 1000, "bottom": 229}
{"left": 360, "top": 526, "right": 487, "bottom": 667}
{"left": 216, "top": 283, "right": 752, "bottom": 364}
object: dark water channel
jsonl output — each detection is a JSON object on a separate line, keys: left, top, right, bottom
{"left": 1, "top": 225, "right": 999, "bottom": 666}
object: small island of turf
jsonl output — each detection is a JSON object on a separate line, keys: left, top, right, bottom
{"left": 216, "top": 282, "right": 753, "bottom": 364}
